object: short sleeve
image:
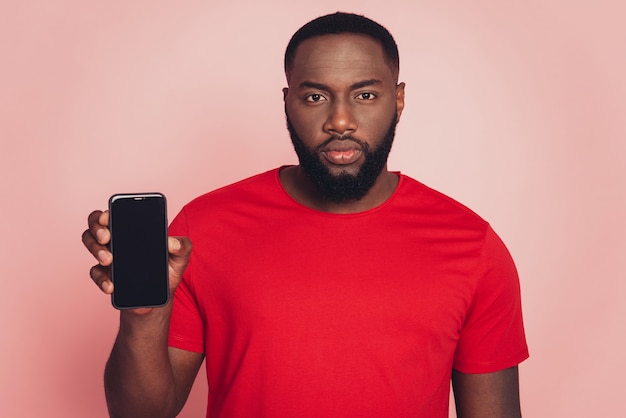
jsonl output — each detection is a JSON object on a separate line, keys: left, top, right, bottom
{"left": 453, "top": 226, "right": 529, "bottom": 373}
{"left": 167, "top": 208, "right": 205, "bottom": 354}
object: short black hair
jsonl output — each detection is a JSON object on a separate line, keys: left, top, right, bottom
{"left": 284, "top": 12, "right": 400, "bottom": 81}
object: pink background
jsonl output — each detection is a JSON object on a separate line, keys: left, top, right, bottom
{"left": 1, "top": 1, "right": 624, "bottom": 416}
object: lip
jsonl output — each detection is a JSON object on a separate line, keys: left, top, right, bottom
{"left": 322, "top": 149, "right": 363, "bottom": 165}
{"left": 320, "top": 139, "right": 363, "bottom": 165}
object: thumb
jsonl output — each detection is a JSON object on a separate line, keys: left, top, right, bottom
{"left": 167, "top": 236, "right": 192, "bottom": 286}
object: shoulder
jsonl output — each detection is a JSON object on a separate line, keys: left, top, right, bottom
{"left": 169, "top": 168, "right": 282, "bottom": 235}
{"left": 183, "top": 168, "right": 281, "bottom": 213}
{"left": 394, "top": 174, "right": 489, "bottom": 231}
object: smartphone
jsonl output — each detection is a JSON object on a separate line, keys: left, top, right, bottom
{"left": 108, "top": 193, "right": 169, "bottom": 309}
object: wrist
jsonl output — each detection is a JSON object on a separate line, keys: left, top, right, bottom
{"left": 118, "top": 303, "right": 173, "bottom": 342}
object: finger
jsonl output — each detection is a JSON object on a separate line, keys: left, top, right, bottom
{"left": 82, "top": 228, "right": 113, "bottom": 266}
{"left": 99, "top": 209, "right": 109, "bottom": 226}
{"left": 167, "top": 237, "right": 192, "bottom": 288}
{"left": 168, "top": 236, "right": 192, "bottom": 257}
{"left": 90, "top": 264, "right": 114, "bottom": 294}
{"left": 87, "top": 210, "right": 110, "bottom": 245}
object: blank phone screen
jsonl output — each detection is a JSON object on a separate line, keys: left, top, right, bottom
{"left": 109, "top": 194, "right": 169, "bottom": 309}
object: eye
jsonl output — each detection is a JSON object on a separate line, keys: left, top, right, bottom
{"left": 305, "top": 93, "right": 327, "bottom": 103}
{"left": 356, "top": 92, "right": 377, "bottom": 101}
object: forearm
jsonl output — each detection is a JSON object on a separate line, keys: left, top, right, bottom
{"left": 104, "top": 307, "right": 179, "bottom": 418}
{"left": 452, "top": 367, "right": 522, "bottom": 418}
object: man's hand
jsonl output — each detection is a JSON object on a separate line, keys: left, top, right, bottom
{"left": 82, "top": 209, "right": 200, "bottom": 417}
{"left": 81, "top": 209, "right": 192, "bottom": 310}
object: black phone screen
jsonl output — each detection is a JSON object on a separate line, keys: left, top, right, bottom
{"left": 109, "top": 193, "right": 169, "bottom": 309}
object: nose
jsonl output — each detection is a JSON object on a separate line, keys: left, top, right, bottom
{"left": 323, "top": 100, "right": 357, "bottom": 137}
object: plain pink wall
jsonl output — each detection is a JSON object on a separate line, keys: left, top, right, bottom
{"left": 1, "top": 1, "right": 624, "bottom": 416}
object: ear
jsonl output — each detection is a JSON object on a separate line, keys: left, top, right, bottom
{"left": 395, "top": 82, "right": 406, "bottom": 122}
{"left": 283, "top": 87, "right": 289, "bottom": 102}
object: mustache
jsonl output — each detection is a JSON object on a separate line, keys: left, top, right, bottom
{"left": 285, "top": 112, "right": 369, "bottom": 152}
{"left": 317, "top": 135, "right": 369, "bottom": 152}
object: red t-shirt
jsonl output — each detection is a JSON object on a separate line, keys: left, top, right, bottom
{"left": 168, "top": 168, "right": 528, "bottom": 417}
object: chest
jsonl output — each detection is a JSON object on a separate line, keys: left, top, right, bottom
{"left": 191, "top": 213, "right": 483, "bottom": 353}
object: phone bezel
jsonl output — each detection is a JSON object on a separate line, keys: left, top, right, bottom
{"left": 108, "top": 192, "right": 169, "bottom": 309}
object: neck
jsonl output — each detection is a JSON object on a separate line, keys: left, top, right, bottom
{"left": 279, "top": 165, "right": 399, "bottom": 214}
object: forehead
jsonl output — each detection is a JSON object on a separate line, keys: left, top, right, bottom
{"left": 288, "top": 34, "right": 394, "bottom": 85}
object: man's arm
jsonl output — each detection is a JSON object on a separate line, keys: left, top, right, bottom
{"left": 452, "top": 366, "right": 522, "bottom": 418}
{"left": 104, "top": 309, "right": 204, "bottom": 418}
{"left": 83, "top": 210, "right": 201, "bottom": 417}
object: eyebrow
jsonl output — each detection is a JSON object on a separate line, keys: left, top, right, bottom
{"left": 298, "top": 79, "right": 383, "bottom": 91}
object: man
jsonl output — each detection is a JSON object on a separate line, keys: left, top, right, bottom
{"left": 83, "top": 12, "right": 528, "bottom": 417}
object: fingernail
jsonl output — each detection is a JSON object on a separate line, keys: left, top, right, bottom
{"left": 101, "top": 281, "right": 113, "bottom": 293}
{"left": 98, "top": 250, "right": 109, "bottom": 263}
{"left": 96, "top": 229, "right": 107, "bottom": 243}
{"left": 170, "top": 238, "right": 181, "bottom": 251}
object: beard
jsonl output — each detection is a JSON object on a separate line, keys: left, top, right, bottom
{"left": 286, "top": 112, "right": 397, "bottom": 203}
